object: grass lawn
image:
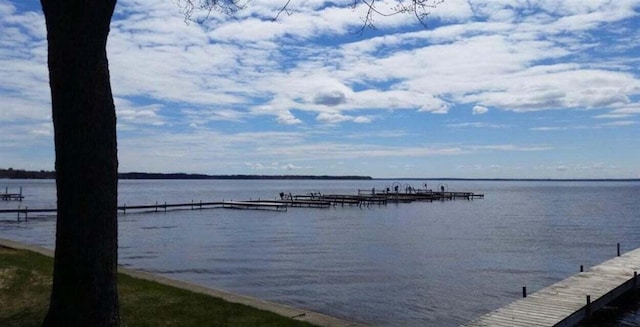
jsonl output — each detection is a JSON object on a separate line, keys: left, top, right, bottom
{"left": 0, "top": 246, "right": 316, "bottom": 326}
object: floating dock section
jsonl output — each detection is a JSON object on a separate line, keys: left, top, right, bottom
{"left": 293, "top": 190, "right": 483, "bottom": 207}
{"left": 465, "top": 245, "right": 640, "bottom": 327}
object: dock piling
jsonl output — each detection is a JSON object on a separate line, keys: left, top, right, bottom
{"left": 618, "top": 242, "right": 621, "bottom": 256}
{"left": 2, "top": 186, "right": 25, "bottom": 201}
{"left": 466, "top": 247, "right": 640, "bottom": 327}
{"left": 522, "top": 286, "right": 527, "bottom": 298}
{"left": 580, "top": 265, "right": 584, "bottom": 272}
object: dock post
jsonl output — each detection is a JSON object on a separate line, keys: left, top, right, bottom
{"left": 155, "top": 201, "right": 158, "bottom": 212}
{"left": 20, "top": 187, "right": 23, "bottom": 201}
{"left": 634, "top": 271, "right": 638, "bottom": 291}
{"left": 618, "top": 243, "right": 621, "bottom": 256}
{"left": 586, "top": 295, "right": 592, "bottom": 317}
{"left": 522, "top": 286, "right": 527, "bottom": 298}
{"left": 580, "top": 265, "right": 584, "bottom": 272}
{"left": 164, "top": 201, "right": 167, "bottom": 213}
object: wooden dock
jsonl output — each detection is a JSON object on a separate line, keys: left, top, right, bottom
{"left": 0, "top": 200, "right": 290, "bottom": 221}
{"left": 292, "top": 190, "right": 483, "bottom": 207}
{"left": 465, "top": 245, "right": 640, "bottom": 327}
{"left": 1, "top": 187, "right": 24, "bottom": 201}
{"left": 0, "top": 186, "right": 484, "bottom": 221}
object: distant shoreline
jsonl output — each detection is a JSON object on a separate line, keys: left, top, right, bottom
{"left": 0, "top": 169, "right": 372, "bottom": 180}
{"left": 1, "top": 168, "right": 638, "bottom": 181}
{"left": 375, "top": 177, "right": 640, "bottom": 182}
{"left": 118, "top": 172, "right": 373, "bottom": 180}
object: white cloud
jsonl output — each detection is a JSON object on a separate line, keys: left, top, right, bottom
{"left": 2, "top": 0, "right": 640, "bottom": 178}
{"left": 353, "top": 116, "right": 373, "bottom": 123}
{"left": 472, "top": 105, "right": 488, "bottom": 115}
{"left": 598, "top": 105, "right": 640, "bottom": 118}
{"left": 276, "top": 111, "right": 303, "bottom": 125}
{"left": 101, "top": 0, "right": 640, "bottom": 126}
{"left": 316, "top": 112, "right": 352, "bottom": 124}
{"left": 447, "top": 122, "right": 507, "bottom": 129}
{"left": 470, "top": 144, "right": 553, "bottom": 152}
{"left": 602, "top": 120, "right": 636, "bottom": 127}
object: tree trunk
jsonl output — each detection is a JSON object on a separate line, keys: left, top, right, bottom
{"left": 41, "top": 0, "right": 120, "bottom": 326}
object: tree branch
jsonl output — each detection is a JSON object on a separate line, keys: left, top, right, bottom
{"left": 179, "top": 0, "right": 445, "bottom": 31}
{"left": 273, "top": 0, "right": 293, "bottom": 21}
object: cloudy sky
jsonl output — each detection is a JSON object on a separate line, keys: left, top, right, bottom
{"left": 1, "top": 0, "right": 639, "bottom": 178}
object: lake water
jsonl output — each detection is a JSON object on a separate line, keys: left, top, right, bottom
{"left": 1, "top": 179, "right": 640, "bottom": 326}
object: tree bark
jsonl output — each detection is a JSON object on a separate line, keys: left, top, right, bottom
{"left": 41, "top": 0, "right": 120, "bottom": 326}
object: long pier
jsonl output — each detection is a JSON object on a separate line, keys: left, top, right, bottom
{"left": 465, "top": 245, "right": 640, "bottom": 327}
{"left": 0, "top": 201, "right": 290, "bottom": 221}
{"left": 0, "top": 186, "right": 484, "bottom": 221}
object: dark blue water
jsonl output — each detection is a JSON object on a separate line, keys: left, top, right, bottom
{"left": 1, "top": 179, "right": 639, "bottom": 326}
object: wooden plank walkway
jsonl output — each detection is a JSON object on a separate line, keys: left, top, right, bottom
{"left": 465, "top": 246, "right": 640, "bottom": 327}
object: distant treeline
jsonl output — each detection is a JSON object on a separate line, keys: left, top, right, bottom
{"left": 119, "top": 172, "right": 373, "bottom": 180}
{"left": 0, "top": 168, "right": 56, "bottom": 179}
{"left": 0, "top": 168, "right": 371, "bottom": 180}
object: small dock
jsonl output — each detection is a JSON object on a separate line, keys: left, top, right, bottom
{"left": 465, "top": 245, "right": 640, "bottom": 327}
{"left": 1, "top": 187, "right": 24, "bottom": 201}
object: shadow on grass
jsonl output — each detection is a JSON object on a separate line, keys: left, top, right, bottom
{"left": 0, "top": 247, "right": 315, "bottom": 327}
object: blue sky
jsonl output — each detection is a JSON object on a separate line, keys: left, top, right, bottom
{"left": 1, "top": 0, "right": 639, "bottom": 178}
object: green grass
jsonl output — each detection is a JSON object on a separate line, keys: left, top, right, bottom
{"left": 0, "top": 247, "right": 315, "bottom": 326}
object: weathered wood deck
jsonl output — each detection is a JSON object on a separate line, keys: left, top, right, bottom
{"left": 465, "top": 246, "right": 640, "bottom": 327}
